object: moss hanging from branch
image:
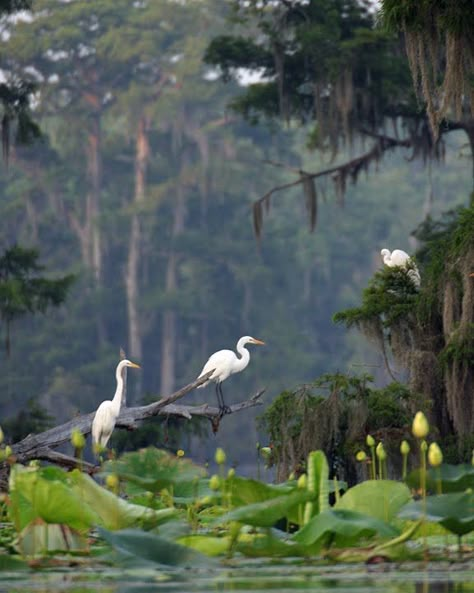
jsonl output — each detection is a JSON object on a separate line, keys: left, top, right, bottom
{"left": 259, "top": 373, "right": 421, "bottom": 482}
{"left": 335, "top": 205, "right": 474, "bottom": 441}
{"left": 381, "top": 0, "right": 474, "bottom": 139}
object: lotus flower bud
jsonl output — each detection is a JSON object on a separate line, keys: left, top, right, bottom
{"left": 412, "top": 411, "right": 429, "bottom": 439}
{"left": 209, "top": 475, "right": 220, "bottom": 491}
{"left": 428, "top": 442, "right": 443, "bottom": 467}
{"left": 376, "top": 442, "right": 387, "bottom": 461}
{"left": 420, "top": 439, "right": 428, "bottom": 452}
{"left": 288, "top": 472, "right": 295, "bottom": 481}
{"left": 0, "top": 426, "right": 4, "bottom": 445}
{"left": 297, "top": 473, "right": 307, "bottom": 489}
{"left": 4, "top": 445, "right": 12, "bottom": 458}
{"left": 176, "top": 449, "right": 185, "bottom": 458}
{"left": 71, "top": 428, "right": 85, "bottom": 450}
{"left": 215, "top": 448, "right": 226, "bottom": 465}
{"left": 366, "top": 434, "right": 375, "bottom": 447}
{"left": 400, "top": 440, "right": 410, "bottom": 455}
{"left": 260, "top": 447, "right": 272, "bottom": 460}
{"left": 356, "top": 451, "right": 367, "bottom": 462}
{"left": 227, "top": 468, "right": 235, "bottom": 478}
{"left": 105, "top": 473, "right": 119, "bottom": 491}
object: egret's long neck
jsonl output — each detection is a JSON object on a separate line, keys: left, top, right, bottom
{"left": 235, "top": 339, "right": 251, "bottom": 373}
{"left": 111, "top": 362, "right": 126, "bottom": 413}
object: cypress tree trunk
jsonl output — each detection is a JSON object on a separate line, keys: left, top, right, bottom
{"left": 160, "top": 175, "right": 186, "bottom": 396}
{"left": 125, "top": 115, "right": 150, "bottom": 401}
{"left": 86, "top": 119, "right": 102, "bottom": 284}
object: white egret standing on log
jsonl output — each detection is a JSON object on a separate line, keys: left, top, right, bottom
{"left": 91, "top": 359, "right": 141, "bottom": 451}
{"left": 380, "top": 248, "right": 421, "bottom": 288}
{"left": 197, "top": 336, "right": 265, "bottom": 415}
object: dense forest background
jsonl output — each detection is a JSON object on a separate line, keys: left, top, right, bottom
{"left": 0, "top": 0, "right": 471, "bottom": 472}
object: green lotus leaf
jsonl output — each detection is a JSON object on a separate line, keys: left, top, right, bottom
{"left": 69, "top": 470, "right": 177, "bottom": 530}
{"left": 101, "top": 447, "right": 206, "bottom": 496}
{"left": 406, "top": 464, "right": 474, "bottom": 493}
{"left": 16, "top": 521, "right": 88, "bottom": 556}
{"left": 293, "top": 509, "right": 398, "bottom": 550}
{"left": 98, "top": 527, "right": 216, "bottom": 567}
{"left": 8, "top": 464, "right": 99, "bottom": 532}
{"left": 335, "top": 479, "right": 412, "bottom": 522}
{"left": 236, "top": 530, "right": 307, "bottom": 558}
{"left": 216, "top": 490, "right": 313, "bottom": 528}
{"left": 177, "top": 534, "right": 230, "bottom": 556}
{"left": 227, "top": 476, "right": 293, "bottom": 506}
{"left": 398, "top": 492, "right": 474, "bottom": 536}
{"left": 0, "top": 553, "right": 28, "bottom": 570}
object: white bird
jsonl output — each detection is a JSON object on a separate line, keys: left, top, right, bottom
{"left": 91, "top": 359, "right": 141, "bottom": 450}
{"left": 197, "top": 336, "right": 265, "bottom": 415}
{"left": 380, "top": 248, "right": 421, "bottom": 288}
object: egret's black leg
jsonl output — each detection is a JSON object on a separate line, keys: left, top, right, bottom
{"left": 218, "top": 382, "right": 231, "bottom": 416}
{"left": 215, "top": 382, "right": 223, "bottom": 410}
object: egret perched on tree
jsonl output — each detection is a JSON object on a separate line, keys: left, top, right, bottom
{"left": 197, "top": 336, "right": 265, "bottom": 415}
{"left": 91, "top": 359, "right": 141, "bottom": 451}
{"left": 381, "top": 248, "right": 421, "bottom": 288}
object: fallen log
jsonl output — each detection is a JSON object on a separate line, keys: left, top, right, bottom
{"left": 4, "top": 370, "right": 265, "bottom": 474}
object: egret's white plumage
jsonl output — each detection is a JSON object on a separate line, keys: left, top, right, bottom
{"left": 381, "top": 248, "right": 421, "bottom": 288}
{"left": 91, "top": 359, "right": 140, "bottom": 449}
{"left": 198, "top": 336, "right": 265, "bottom": 413}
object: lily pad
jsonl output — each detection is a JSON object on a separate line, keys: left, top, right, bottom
{"left": 8, "top": 464, "right": 176, "bottom": 534}
{"left": 335, "top": 480, "right": 411, "bottom": 522}
{"left": 406, "top": 464, "right": 474, "bottom": 493}
{"left": 216, "top": 490, "right": 312, "bottom": 528}
{"left": 16, "top": 521, "right": 88, "bottom": 556}
{"left": 293, "top": 509, "right": 398, "bottom": 551}
{"left": 102, "top": 447, "right": 206, "bottom": 496}
{"left": 98, "top": 527, "right": 216, "bottom": 567}
{"left": 398, "top": 492, "right": 474, "bottom": 536}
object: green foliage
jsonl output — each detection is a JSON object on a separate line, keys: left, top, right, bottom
{"left": 335, "top": 480, "right": 411, "bottom": 523}
{"left": 303, "top": 450, "right": 329, "bottom": 524}
{"left": 406, "top": 463, "right": 474, "bottom": 494}
{"left": 8, "top": 463, "right": 175, "bottom": 540}
{"left": 259, "top": 373, "right": 421, "bottom": 481}
{"left": 2, "top": 398, "right": 53, "bottom": 443}
{"left": 2, "top": 445, "right": 474, "bottom": 568}
{"left": 333, "top": 265, "right": 419, "bottom": 329}
{"left": 98, "top": 527, "right": 215, "bottom": 568}
{"left": 333, "top": 205, "right": 474, "bottom": 442}
{"left": 217, "top": 489, "right": 312, "bottom": 528}
{"left": 101, "top": 447, "right": 207, "bottom": 497}
{"left": 399, "top": 492, "right": 474, "bottom": 537}
{"left": 293, "top": 509, "right": 398, "bottom": 551}
{"left": 381, "top": 0, "right": 474, "bottom": 37}
{"left": 0, "top": 245, "right": 74, "bottom": 354}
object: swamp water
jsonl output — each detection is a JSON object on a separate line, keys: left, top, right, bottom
{"left": 1, "top": 560, "right": 473, "bottom": 593}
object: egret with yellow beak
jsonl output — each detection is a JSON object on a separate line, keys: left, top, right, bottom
{"left": 197, "top": 336, "right": 265, "bottom": 415}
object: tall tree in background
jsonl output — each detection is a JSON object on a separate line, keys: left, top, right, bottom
{"left": 204, "top": 0, "right": 472, "bottom": 235}
{"left": 382, "top": 0, "right": 474, "bottom": 156}
{"left": 0, "top": 245, "right": 73, "bottom": 355}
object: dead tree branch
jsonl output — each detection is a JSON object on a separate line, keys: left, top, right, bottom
{"left": 252, "top": 132, "right": 413, "bottom": 238}
{"left": 8, "top": 371, "right": 265, "bottom": 470}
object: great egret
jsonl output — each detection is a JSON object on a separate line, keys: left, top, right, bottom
{"left": 197, "top": 336, "right": 265, "bottom": 415}
{"left": 91, "top": 359, "right": 141, "bottom": 450}
{"left": 380, "top": 248, "right": 421, "bottom": 288}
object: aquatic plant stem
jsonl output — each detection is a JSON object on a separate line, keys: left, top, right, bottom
{"left": 370, "top": 445, "right": 376, "bottom": 480}
{"left": 420, "top": 440, "right": 428, "bottom": 560}
{"left": 435, "top": 467, "right": 442, "bottom": 495}
{"left": 402, "top": 452, "right": 408, "bottom": 480}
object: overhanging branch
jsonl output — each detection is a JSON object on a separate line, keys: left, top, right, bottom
{"left": 252, "top": 132, "right": 413, "bottom": 238}
{"left": 8, "top": 371, "right": 265, "bottom": 468}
